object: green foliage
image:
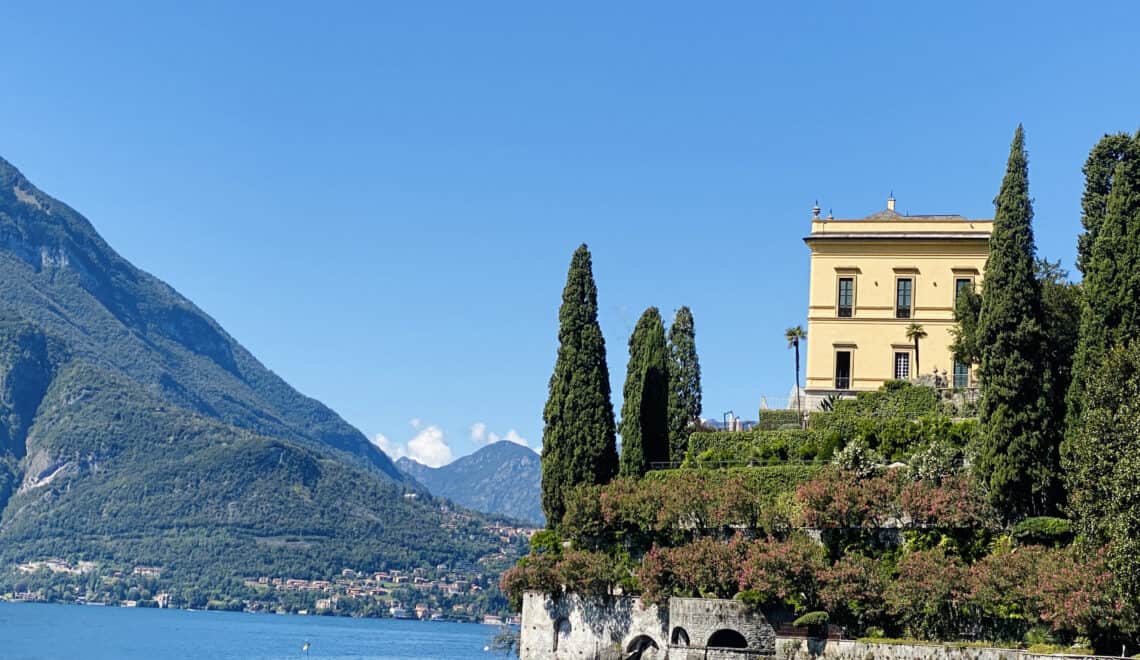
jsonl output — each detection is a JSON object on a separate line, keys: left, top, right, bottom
{"left": 793, "top": 611, "right": 829, "bottom": 627}
{"left": 1011, "top": 517, "right": 1073, "bottom": 547}
{"left": 756, "top": 409, "right": 804, "bottom": 431}
{"left": 0, "top": 363, "right": 525, "bottom": 600}
{"left": 685, "top": 429, "right": 837, "bottom": 467}
{"left": 1065, "top": 340, "right": 1140, "bottom": 608}
{"left": 950, "top": 285, "right": 983, "bottom": 366}
{"left": 541, "top": 244, "right": 619, "bottom": 526}
{"left": 1076, "top": 133, "right": 1135, "bottom": 276}
{"left": 1067, "top": 134, "right": 1140, "bottom": 447}
{"left": 666, "top": 306, "right": 702, "bottom": 463}
{"left": 974, "top": 126, "right": 1059, "bottom": 520}
{"left": 559, "top": 466, "right": 818, "bottom": 552}
{"left": 620, "top": 307, "right": 669, "bottom": 477}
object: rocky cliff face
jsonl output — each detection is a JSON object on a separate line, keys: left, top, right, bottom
{"left": 398, "top": 441, "right": 544, "bottom": 526}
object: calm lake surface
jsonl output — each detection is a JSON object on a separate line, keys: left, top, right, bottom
{"left": 0, "top": 602, "right": 504, "bottom": 659}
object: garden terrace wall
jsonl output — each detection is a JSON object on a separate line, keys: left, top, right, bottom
{"left": 775, "top": 639, "right": 1116, "bottom": 660}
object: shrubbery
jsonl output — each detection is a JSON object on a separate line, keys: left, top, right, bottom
{"left": 685, "top": 429, "right": 838, "bottom": 467}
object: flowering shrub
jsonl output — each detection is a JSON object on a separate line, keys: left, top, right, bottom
{"left": 796, "top": 468, "right": 904, "bottom": 528}
{"left": 738, "top": 535, "right": 828, "bottom": 614}
{"left": 499, "top": 554, "right": 560, "bottom": 611}
{"left": 884, "top": 549, "right": 967, "bottom": 640}
{"left": 636, "top": 534, "right": 749, "bottom": 605}
{"left": 899, "top": 475, "right": 994, "bottom": 528}
{"left": 818, "top": 553, "right": 889, "bottom": 631}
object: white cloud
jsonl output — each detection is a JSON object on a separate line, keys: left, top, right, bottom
{"left": 467, "top": 422, "right": 528, "bottom": 448}
{"left": 373, "top": 433, "right": 406, "bottom": 461}
{"left": 407, "top": 425, "right": 453, "bottom": 467}
{"left": 372, "top": 425, "right": 454, "bottom": 468}
{"left": 504, "top": 430, "right": 529, "bottom": 447}
{"left": 409, "top": 418, "right": 422, "bottom": 430}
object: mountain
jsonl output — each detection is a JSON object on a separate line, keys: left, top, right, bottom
{"left": 0, "top": 156, "right": 523, "bottom": 594}
{"left": 397, "top": 441, "right": 544, "bottom": 526}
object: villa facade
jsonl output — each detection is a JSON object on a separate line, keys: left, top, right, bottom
{"left": 802, "top": 197, "right": 992, "bottom": 398}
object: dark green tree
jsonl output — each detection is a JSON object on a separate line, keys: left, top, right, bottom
{"left": 1065, "top": 340, "right": 1140, "bottom": 608}
{"left": 1076, "top": 133, "right": 1134, "bottom": 276}
{"left": 619, "top": 307, "right": 669, "bottom": 476}
{"left": 1066, "top": 134, "right": 1140, "bottom": 432}
{"left": 666, "top": 306, "right": 702, "bottom": 463}
{"left": 974, "top": 126, "right": 1058, "bottom": 520}
{"left": 950, "top": 285, "right": 983, "bottom": 366}
{"left": 540, "top": 244, "right": 619, "bottom": 527}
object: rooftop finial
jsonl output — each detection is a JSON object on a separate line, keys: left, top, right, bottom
{"left": 812, "top": 200, "right": 821, "bottom": 219}
{"left": 887, "top": 192, "right": 896, "bottom": 212}
{"left": 827, "top": 208, "right": 834, "bottom": 220}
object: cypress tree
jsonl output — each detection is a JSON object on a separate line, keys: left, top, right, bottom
{"left": 1075, "top": 133, "right": 1134, "bottom": 276}
{"left": 1066, "top": 133, "right": 1140, "bottom": 431}
{"left": 974, "top": 126, "right": 1058, "bottom": 519}
{"left": 619, "top": 307, "right": 670, "bottom": 476}
{"left": 540, "top": 244, "right": 618, "bottom": 527}
{"left": 1065, "top": 340, "right": 1140, "bottom": 608}
{"left": 666, "top": 306, "right": 702, "bottom": 462}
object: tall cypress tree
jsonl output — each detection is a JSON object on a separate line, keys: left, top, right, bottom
{"left": 1066, "top": 134, "right": 1140, "bottom": 431}
{"left": 540, "top": 244, "right": 618, "bottom": 527}
{"left": 666, "top": 306, "right": 702, "bottom": 462}
{"left": 1075, "top": 133, "right": 1134, "bottom": 276}
{"left": 974, "top": 126, "right": 1058, "bottom": 519}
{"left": 619, "top": 307, "right": 670, "bottom": 477}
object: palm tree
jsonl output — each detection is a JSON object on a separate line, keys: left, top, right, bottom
{"left": 905, "top": 323, "right": 927, "bottom": 376}
{"left": 785, "top": 326, "right": 807, "bottom": 417}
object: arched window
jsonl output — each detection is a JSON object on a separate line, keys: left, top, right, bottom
{"left": 670, "top": 627, "right": 690, "bottom": 646}
{"left": 707, "top": 628, "right": 748, "bottom": 649}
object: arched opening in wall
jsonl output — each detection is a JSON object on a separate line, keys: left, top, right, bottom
{"left": 707, "top": 628, "right": 748, "bottom": 649}
{"left": 670, "top": 627, "right": 690, "bottom": 646}
{"left": 553, "top": 618, "right": 571, "bottom": 652}
{"left": 625, "top": 635, "right": 660, "bottom": 659}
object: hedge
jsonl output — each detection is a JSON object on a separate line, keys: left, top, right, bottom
{"left": 755, "top": 409, "right": 803, "bottom": 431}
{"left": 685, "top": 429, "right": 838, "bottom": 467}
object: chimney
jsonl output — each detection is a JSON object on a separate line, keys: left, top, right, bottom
{"left": 887, "top": 193, "right": 896, "bottom": 212}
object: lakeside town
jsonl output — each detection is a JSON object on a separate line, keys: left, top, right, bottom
{"left": 4, "top": 524, "right": 536, "bottom": 624}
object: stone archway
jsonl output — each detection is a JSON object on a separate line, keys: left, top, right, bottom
{"left": 670, "top": 626, "right": 690, "bottom": 646}
{"left": 625, "top": 634, "right": 660, "bottom": 659}
{"left": 707, "top": 628, "right": 748, "bottom": 649}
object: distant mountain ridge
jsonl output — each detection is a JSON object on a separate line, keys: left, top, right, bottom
{"left": 0, "top": 156, "right": 522, "bottom": 591}
{"left": 397, "top": 441, "right": 544, "bottom": 526}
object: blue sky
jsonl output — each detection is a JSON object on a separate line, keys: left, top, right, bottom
{"left": 2, "top": 2, "right": 1138, "bottom": 465}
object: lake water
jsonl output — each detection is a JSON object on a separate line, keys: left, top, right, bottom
{"left": 0, "top": 602, "right": 506, "bottom": 659}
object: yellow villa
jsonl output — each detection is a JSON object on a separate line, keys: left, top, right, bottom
{"left": 802, "top": 197, "right": 992, "bottom": 400}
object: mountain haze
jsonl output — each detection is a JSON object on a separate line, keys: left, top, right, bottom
{"left": 0, "top": 157, "right": 522, "bottom": 592}
{"left": 397, "top": 441, "right": 544, "bottom": 526}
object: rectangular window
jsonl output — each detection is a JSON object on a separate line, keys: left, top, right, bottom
{"left": 953, "top": 361, "right": 970, "bottom": 389}
{"left": 837, "top": 277, "right": 854, "bottom": 318}
{"left": 895, "top": 278, "right": 913, "bottom": 319}
{"left": 955, "top": 278, "right": 973, "bottom": 304}
{"left": 894, "top": 351, "right": 911, "bottom": 380}
{"left": 835, "top": 351, "right": 852, "bottom": 390}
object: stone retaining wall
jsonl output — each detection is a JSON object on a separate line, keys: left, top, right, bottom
{"left": 774, "top": 638, "right": 1119, "bottom": 660}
